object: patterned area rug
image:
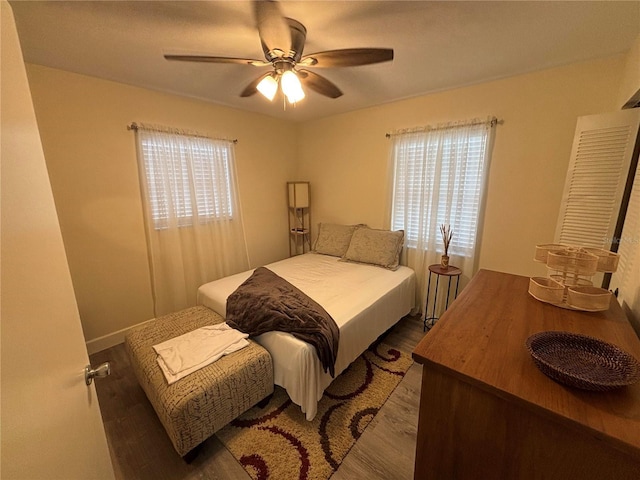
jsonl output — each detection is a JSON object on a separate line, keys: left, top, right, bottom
{"left": 216, "top": 341, "right": 413, "bottom": 480}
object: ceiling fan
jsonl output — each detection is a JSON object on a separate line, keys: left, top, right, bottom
{"left": 164, "top": 1, "right": 393, "bottom": 104}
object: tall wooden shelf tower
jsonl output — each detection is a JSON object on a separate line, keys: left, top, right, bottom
{"left": 287, "top": 181, "right": 311, "bottom": 256}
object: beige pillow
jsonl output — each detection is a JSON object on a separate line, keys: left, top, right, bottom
{"left": 313, "top": 223, "right": 358, "bottom": 257}
{"left": 341, "top": 227, "right": 404, "bottom": 270}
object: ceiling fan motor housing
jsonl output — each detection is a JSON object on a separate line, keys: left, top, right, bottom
{"left": 262, "top": 17, "right": 307, "bottom": 63}
{"left": 286, "top": 18, "right": 307, "bottom": 62}
{"left": 164, "top": 2, "right": 393, "bottom": 101}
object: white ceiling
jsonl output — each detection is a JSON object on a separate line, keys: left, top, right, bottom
{"left": 10, "top": 1, "right": 640, "bottom": 123}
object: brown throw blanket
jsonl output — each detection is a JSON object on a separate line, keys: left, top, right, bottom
{"left": 226, "top": 267, "right": 340, "bottom": 377}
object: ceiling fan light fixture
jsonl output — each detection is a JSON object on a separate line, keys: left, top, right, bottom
{"left": 167, "top": 7, "right": 393, "bottom": 106}
{"left": 281, "top": 70, "right": 305, "bottom": 103}
{"left": 256, "top": 74, "right": 278, "bottom": 101}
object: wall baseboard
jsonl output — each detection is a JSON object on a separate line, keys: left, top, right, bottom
{"left": 86, "top": 317, "right": 156, "bottom": 355}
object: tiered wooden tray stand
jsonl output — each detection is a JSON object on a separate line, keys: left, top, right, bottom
{"left": 529, "top": 244, "right": 619, "bottom": 312}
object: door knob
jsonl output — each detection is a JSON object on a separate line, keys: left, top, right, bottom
{"left": 85, "top": 362, "right": 111, "bottom": 385}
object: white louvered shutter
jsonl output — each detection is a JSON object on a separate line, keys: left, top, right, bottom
{"left": 555, "top": 110, "right": 640, "bottom": 249}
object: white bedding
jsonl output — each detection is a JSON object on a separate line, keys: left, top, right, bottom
{"left": 196, "top": 253, "right": 416, "bottom": 420}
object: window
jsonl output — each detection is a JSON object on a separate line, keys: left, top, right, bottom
{"left": 138, "top": 131, "right": 235, "bottom": 229}
{"left": 391, "top": 120, "right": 492, "bottom": 257}
{"left": 613, "top": 158, "right": 640, "bottom": 301}
{"left": 133, "top": 125, "right": 249, "bottom": 315}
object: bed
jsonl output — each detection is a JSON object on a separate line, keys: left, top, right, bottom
{"left": 196, "top": 224, "right": 416, "bottom": 420}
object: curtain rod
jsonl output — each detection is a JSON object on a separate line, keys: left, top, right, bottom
{"left": 385, "top": 116, "right": 503, "bottom": 138}
{"left": 127, "top": 122, "right": 238, "bottom": 143}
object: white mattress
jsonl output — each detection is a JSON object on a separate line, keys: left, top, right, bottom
{"left": 197, "top": 253, "right": 416, "bottom": 420}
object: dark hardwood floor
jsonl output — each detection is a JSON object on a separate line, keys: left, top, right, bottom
{"left": 90, "top": 314, "right": 427, "bottom": 480}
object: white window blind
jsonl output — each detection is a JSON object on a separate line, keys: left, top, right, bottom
{"left": 139, "top": 132, "right": 235, "bottom": 230}
{"left": 614, "top": 160, "right": 640, "bottom": 293}
{"left": 391, "top": 122, "right": 491, "bottom": 257}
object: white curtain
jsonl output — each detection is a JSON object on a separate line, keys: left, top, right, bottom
{"left": 389, "top": 118, "right": 495, "bottom": 316}
{"left": 613, "top": 158, "right": 640, "bottom": 312}
{"left": 135, "top": 125, "right": 250, "bottom": 316}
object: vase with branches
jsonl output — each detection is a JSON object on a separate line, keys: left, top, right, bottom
{"left": 440, "top": 224, "right": 453, "bottom": 269}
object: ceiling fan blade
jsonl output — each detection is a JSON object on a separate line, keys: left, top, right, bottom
{"left": 165, "top": 54, "right": 270, "bottom": 67}
{"left": 253, "top": 0, "right": 291, "bottom": 59}
{"left": 297, "top": 69, "right": 342, "bottom": 99}
{"left": 299, "top": 48, "right": 393, "bottom": 68}
{"left": 240, "top": 72, "right": 272, "bottom": 97}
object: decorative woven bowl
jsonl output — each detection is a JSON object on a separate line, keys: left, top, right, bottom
{"left": 525, "top": 331, "right": 640, "bottom": 391}
{"left": 534, "top": 243, "right": 568, "bottom": 263}
{"left": 528, "top": 277, "right": 564, "bottom": 304}
{"left": 566, "top": 286, "right": 611, "bottom": 311}
{"left": 548, "top": 274, "right": 592, "bottom": 288}
{"left": 547, "top": 250, "right": 598, "bottom": 276}
{"left": 582, "top": 247, "right": 620, "bottom": 273}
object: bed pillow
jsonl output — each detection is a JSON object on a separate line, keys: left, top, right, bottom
{"left": 341, "top": 227, "right": 404, "bottom": 270}
{"left": 313, "top": 223, "right": 358, "bottom": 257}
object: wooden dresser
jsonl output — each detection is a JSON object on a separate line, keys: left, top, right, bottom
{"left": 412, "top": 269, "right": 640, "bottom": 480}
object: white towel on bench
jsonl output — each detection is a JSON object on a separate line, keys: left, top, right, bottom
{"left": 153, "top": 323, "right": 249, "bottom": 384}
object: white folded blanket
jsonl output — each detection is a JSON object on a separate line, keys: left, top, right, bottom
{"left": 153, "top": 323, "right": 249, "bottom": 384}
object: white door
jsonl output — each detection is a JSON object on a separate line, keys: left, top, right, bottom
{"left": 554, "top": 109, "right": 640, "bottom": 287}
{"left": 555, "top": 109, "right": 640, "bottom": 249}
{"left": 1, "top": 2, "right": 115, "bottom": 479}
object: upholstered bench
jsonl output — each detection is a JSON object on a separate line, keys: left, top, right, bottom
{"left": 124, "top": 306, "right": 273, "bottom": 458}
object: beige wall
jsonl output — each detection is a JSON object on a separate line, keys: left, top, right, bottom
{"left": 618, "top": 34, "right": 640, "bottom": 108}
{"left": 27, "top": 65, "right": 297, "bottom": 346}
{"left": 27, "top": 53, "right": 636, "bottom": 349}
{"left": 297, "top": 55, "right": 626, "bottom": 279}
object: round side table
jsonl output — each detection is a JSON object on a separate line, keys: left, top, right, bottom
{"left": 424, "top": 264, "right": 462, "bottom": 331}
